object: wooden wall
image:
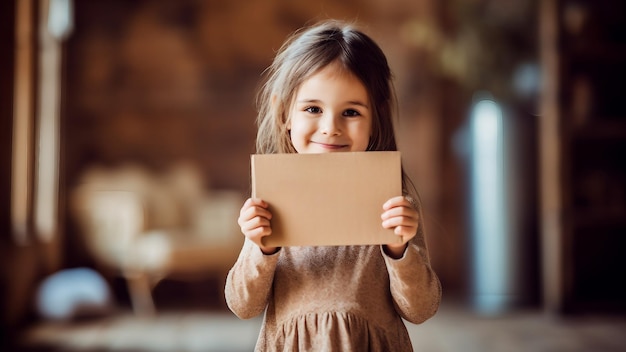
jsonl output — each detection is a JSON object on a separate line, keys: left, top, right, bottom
{"left": 61, "top": 0, "right": 472, "bottom": 292}
{"left": 0, "top": 0, "right": 547, "bottom": 320}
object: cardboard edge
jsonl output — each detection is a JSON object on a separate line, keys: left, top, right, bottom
{"left": 250, "top": 154, "right": 257, "bottom": 199}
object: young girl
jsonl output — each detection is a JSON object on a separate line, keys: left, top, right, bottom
{"left": 225, "top": 20, "right": 441, "bottom": 351}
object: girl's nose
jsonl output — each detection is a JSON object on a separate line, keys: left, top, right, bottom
{"left": 320, "top": 113, "right": 341, "bottom": 136}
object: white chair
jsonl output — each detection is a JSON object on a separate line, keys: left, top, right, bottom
{"left": 70, "top": 164, "right": 243, "bottom": 315}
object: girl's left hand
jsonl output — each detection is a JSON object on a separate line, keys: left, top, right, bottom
{"left": 381, "top": 195, "right": 419, "bottom": 258}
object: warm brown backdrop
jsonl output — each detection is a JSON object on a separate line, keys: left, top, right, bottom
{"left": 3, "top": 0, "right": 626, "bottom": 333}
{"left": 61, "top": 0, "right": 477, "bottom": 296}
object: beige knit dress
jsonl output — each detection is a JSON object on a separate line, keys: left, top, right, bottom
{"left": 225, "top": 230, "right": 441, "bottom": 351}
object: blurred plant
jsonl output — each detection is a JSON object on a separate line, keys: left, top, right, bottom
{"left": 401, "top": 0, "right": 538, "bottom": 104}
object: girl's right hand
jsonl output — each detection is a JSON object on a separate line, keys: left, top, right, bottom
{"left": 237, "top": 198, "right": 278, "bottom": 254}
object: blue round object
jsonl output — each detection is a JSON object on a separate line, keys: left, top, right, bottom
{"left": 36, "top": 267, "right": 113, "bottom": 320}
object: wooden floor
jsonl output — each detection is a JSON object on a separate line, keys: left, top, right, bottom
{"left": 11, "top": 303, "right": 626, "bottom": 352}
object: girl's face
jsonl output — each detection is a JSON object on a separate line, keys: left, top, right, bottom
{"left": 288, "top": 63, "right": 372, "bottom": 153}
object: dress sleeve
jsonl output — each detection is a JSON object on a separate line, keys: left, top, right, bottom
{"left": 225, "top": 238, "right": 280, "bottom": 319}
{"left": 381, "top": 227, "right": 442, "bottom": 324}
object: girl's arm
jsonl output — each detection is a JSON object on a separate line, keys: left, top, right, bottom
{"left": 380, "top": 196, "right": 442, "bottom": 324}
{"left": 225, "top": 238, "right": 280, "bottom": 319}
{"left": 225, "top": 198, "right": 280, "bottom": 319}
{"left": 383, "top": 234, "right": 442, "bottom": 324}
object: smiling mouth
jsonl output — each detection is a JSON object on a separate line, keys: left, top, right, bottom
{"left": 312, "top": 141, "right": 349, "bottom": 149}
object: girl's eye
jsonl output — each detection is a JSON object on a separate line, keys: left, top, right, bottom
{"left": 343, "top": 109, "right": 361, "bottom": 117}
{"left": 305, "top": 106, "right": 322, "bottom": 114}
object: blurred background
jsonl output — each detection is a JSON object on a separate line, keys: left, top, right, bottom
{"left": 1, "top": 0, "right": 625, "bottom": 351}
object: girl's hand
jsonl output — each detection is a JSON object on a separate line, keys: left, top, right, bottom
{"left": 238, "top": 198, "right": 279, "bottom": 254}
{"left": 381, "top": 195, "right": 419, "bottom": 259}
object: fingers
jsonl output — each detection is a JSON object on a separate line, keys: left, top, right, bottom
{"left": 381, "top": 204, "right": 418, "bottom": 228}
{"left": 240, "top": 198, "right": 270, "bottom": 216}
{"left": 238, "top": 198, "right": 273, "bottom": 245}
{"left": 383, "top": 195, "right": 414, "bottom": 210}
{"left": 240, "top": 216, "right": 272, "bottom": 236}
{"left": 381, "top": 196, "right": 420, "bottom": 242}
{"left": 239, "top": 198, "right": 272, "bottom": 224}
{"left": 382, "top": 216, "right": 418, "bottom": 236}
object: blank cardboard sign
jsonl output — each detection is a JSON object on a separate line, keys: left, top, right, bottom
{"left": 251, "top": 151, "right": 402, "bottom": 247}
